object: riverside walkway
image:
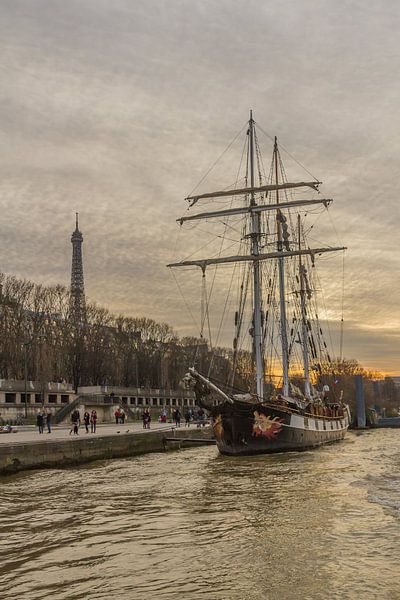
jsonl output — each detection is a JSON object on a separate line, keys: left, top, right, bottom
{"left": 0, "top": 421, "right": 181, "bottom": 445}
{"left": 0, "top": 421, "right": 214, "bottom": 475}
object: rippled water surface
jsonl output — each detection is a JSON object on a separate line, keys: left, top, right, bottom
{"left": 1, "top": 430, "right": 400, "bottom": 599}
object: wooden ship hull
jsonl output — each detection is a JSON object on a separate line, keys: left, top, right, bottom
{"left": 208, "top": 401, "right": 350, "bottom": 456}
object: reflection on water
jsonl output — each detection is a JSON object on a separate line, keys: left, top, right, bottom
{"left": 1, "top": 430, "right": 400, "bottom": 599}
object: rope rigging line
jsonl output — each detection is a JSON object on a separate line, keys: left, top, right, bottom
{"left": 208, "top": 260, "right": 238, "bottom": 378}
{"left": 256, "top": 123, "right": 320, "bottom": 183}
{"left": 194, "top": 269, "right": 211, "bottom": 367}
{"left": 300, "top": 223, "right": 330, "bottom": 372}
{"left": 204, "top": 275, "right": 213, "bottom": 356}
{"left": 194, "top": 133, "right": 250, "bottom": 378}
{"left": 220, "top": 218, "right": 248, "bottom": 237}
{"left": 262, "top": 263, "right": 282, "bottom": 380}
{"left": 254, "top": 128, "right": 268, "bottom": 187}
{"left": 205, "top": 127, "right": 252, "bottom": 383}
{"left": 230, "top": 263, "right": 251, "bottom": 386}
{"left": 202, "top": 135, "right": 248, "bottom": 317}
{"left": 196, "top": 227, "right": 242, "bottom": 245}
{"left": 228, "top": 133, "right": 261, "bottom": 387}
{"left": 200, "top": 271, "right": 206, "bottom": 340}
{"left": 170, "top": 269, "right": 200, "bottom": 335}
{"left": 186, "top": 121, "right": 248, "bottom": 200}
{"left": 198, "top": 270, "right": 212, "bottom": 348}
{"left": 308, "top": 260, "right": 336, "bottom": 363}
{"left": 339, "top": 251, "right": 345, "bottom": 362}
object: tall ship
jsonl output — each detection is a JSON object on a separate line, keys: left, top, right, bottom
{"left": 168, "top": 112, "right": 350, "bottom": 455}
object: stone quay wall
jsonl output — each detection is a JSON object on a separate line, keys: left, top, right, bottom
{"left": 0, "top": 427, "right": 214, "bottom": 475}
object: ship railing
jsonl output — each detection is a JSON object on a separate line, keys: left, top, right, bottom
{"left": 263, "top": 399, "right": 345, "bottom": 420}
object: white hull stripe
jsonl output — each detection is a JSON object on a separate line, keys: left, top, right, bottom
{"left": 289, "top": 413, "right": 349, "bottom": 431}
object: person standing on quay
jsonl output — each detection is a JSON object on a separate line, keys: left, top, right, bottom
{"left": 70, "top": 409, "right": 80, "bottom": 435}
{"left": 90, "top": 410, "right": 97, "bottom": 433}
{"left": 196, "top": 407, "right": 205, "bottom": 428}
{"left": 46, "top": 410, "right": 52, "bottom": 434}
{"left": 36, "top": 410, "right": 44, "bottom": 434}
{"left": 83, "top": 411, "right": 90, "bottom": 433}
{"left": 142, "top": 408, "right": 151, "bottom": 429}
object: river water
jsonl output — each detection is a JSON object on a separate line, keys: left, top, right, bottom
{"left": 1, "top": 429, "right": 400, "bottom": 600}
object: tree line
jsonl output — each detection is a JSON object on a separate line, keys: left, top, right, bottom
{"left": 0, "top": 272, "right": 252, "bottom": 392}
{"left": 0, "top": 271, "right": 397, "bottom": 414}
{"left": 313, "top": 358, "right": 398, "bottom": 415}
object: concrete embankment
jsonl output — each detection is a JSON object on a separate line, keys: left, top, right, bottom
{"left": 0, "top": 427, "right": 215, "bottom": 475}
{"left": 372, "top": 417, "right": 400, "bottom": 428}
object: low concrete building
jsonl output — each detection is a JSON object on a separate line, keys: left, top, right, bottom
{"left": 78, "top": 385, "right": 196, "bottom": 408}
{"left": 55, "top": 385, "right": 197, "bottom": 425}
{"left": 0, "top": 381, "right": 197, "bottom": 424}
{"left": 0, "top": 379, "right": 76, "bottom": 420}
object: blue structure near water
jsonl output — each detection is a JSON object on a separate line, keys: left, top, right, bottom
{"left": 355, "top": 375, "right": 366, "bottom": 428}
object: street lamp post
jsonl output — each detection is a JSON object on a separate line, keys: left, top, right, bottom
{"left": 133, "top": 331, "right": 141, "bottom": 390}
{"left": 23, "top": 342, "right": 29, "bottom": 418}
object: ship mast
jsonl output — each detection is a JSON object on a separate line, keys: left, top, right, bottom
{"left": 274, "top": 138, "right": 290, "bottom": 397}
{"left": 168, "top": 115, "right": 347, "bottom": 401}
{"left": 249, "top": 111, "right": 264, "bottom": 399}
{"left": 298, "top": 215, "right": 311, "bottom": 398}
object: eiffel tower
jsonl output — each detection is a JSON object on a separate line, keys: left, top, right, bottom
{"left": 70, "top": 212, "right": 85, "bottom": 317}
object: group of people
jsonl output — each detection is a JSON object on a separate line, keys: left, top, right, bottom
{"left": 36, "top": 410, "right": 52, "bottom": 434}
{"left": 69, "top": 409, "right": 97, "bottom": 435}
{"left": 159, "top": 407, "right": 207, "bottom": 428}
{"left": 36, "top": 404, "right": 207, "bottom": 435}
{"left": 195, "top": 407, "right": 206, "bottom": 427}
{"left": 144, "top": 407, "right": 194, "bottom": 428}
{"left": 114, "top": 408, "right": 126, "bottom": 424}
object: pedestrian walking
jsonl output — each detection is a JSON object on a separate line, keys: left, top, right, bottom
{"left": 36, "top": 410, "right": 44, "bottom": 434}
{"left": 120, "top": 409, "right": 126, "bottom": 424}
{"left": 114, "top": 408, "right": 121, "bottom": 424}
{"left": 46, "top": 410, "right": 52, "bottom": 434}
{"left": 184, "top": 408, "right": 192, "bottom": 428}
{"left": 174, "top": 408, "right": 181, "bottom": 428}
{"left": 83, "top": 411, "right": 90, "bottom": 433}
{"left": 90, "top": 410, "right": 97, "bottom": 433}
{"left": 197, "top": 407, "right": 205, "bottom": 428}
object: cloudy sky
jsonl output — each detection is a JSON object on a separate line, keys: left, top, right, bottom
{"left": 0, "top": 0, "right": 399, "bottom": 374}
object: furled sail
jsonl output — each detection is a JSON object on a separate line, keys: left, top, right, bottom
{"left": 167, "top": 246, "right": 346, "bottom": 270}
{"left": 186, "top": 181, "right": 321, "bottom": 206}
{"left": 178, "top": 198, "right": 332, "bottom": 224}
